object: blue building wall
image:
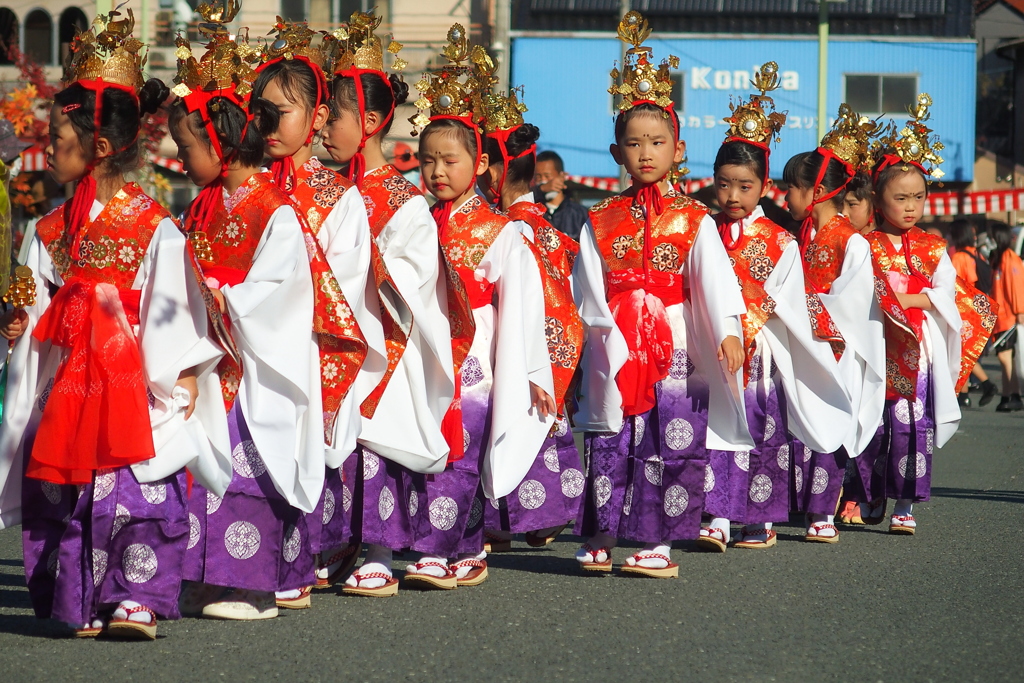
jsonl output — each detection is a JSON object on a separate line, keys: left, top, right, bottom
{"left": 510, "top": 36, "right": 976, "bottom": 181}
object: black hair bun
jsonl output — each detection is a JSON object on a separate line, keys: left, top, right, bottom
{"left": 139, "top": 78, "right": 170, "bottom": 117}
{"left": 504, "top": 122, "right": 540, "bottom": 158}
{"left": 390, "top": 74, "right": 410, "bottom": 107}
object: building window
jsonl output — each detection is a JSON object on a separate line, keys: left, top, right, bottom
{"left": 844, "top": 74, "right": 918, "bottom": 116}
{"left": 59, "top": 8, "right": 87, "bottom": 64}
{"left": 0, "top": 8, "right": 18, "bottom": 65}
{"left": 280, "top": 0, "right": 307, "bottom": 22}
{"left": 24, "top": 9, "right": 52, "bottom": 65}
{"left": 670, "top": 72, "right": 684, "bottom": 112}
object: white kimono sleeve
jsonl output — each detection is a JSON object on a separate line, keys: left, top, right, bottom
{"left": 216, "top": 205, "right": 325, "bottom": 514}
{"left": 761, "top": 240, "right": 853, "bottom": 453}
{"left": 357, "top": 195, "right": 455, "bottom": 473}
{"left": 315, "top": 184, "right": 388, "bottom": 464}
{"left": 922, "top": 252, "right": 962, "bottom": 448}
{"left": 817, "top": 232, "right": 886, "bottom": 456}
{"left": 685, "top": 214, "right": 752, "bottom": 451}
{"left": 477, "top": 223, "right": 555, "bottom": 500}
{"left": 0, "top": 233, "right": 58, "bottom": 529}
{"left": 131, "top": 218, "right": 227, "bottom": 493}
{"left": 571, "top": 220, "right": 629, "bottom": 433}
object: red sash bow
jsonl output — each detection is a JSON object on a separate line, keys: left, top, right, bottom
{"left": 27, "top": 278, "right": 155, "bottom": 484}
{"left": 608, "top": 268, "right": 685, "bottom": 416}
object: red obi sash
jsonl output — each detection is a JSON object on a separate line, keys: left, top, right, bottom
{"left": 27, "top": 278, "right": 155, "bottom": 484}
{"left": 607, "top": 268, "right": 685, "bottom": 416}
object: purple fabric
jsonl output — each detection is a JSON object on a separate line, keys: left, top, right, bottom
{"left": 341, "top": 446, "right": 423, "bottom": 550}
{"left": 408, "top": 368, "right": 490, "bottom": 558}
{"left": 847, "top": 371, "right": 934, "bottom": 503}
{"left": 307, "top": 465, "right": 352, "bottom": 555}
{"left": 574, "top": 348, "right": 712, "bottom": 543}
{"left": 704, "top": 362, "right": 793, "bottom": 524}
{"left": 789, "top": 442, "right": 848, "bottom": 516}
{"left": 484, "top": 416, "right": 582, "bottom": 533}
{"left": 184, "top": 403, "right": 314, "bottom": 592}
{"left": 22, "top": 466, "right": 189, "bottom": 624}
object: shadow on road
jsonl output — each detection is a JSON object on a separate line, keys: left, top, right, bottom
{"left": 930, "top": 487, "right": 1024, "bottom": 504}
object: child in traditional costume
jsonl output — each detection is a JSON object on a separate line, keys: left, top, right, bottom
{"left": 783, "top": 105, "right": 889, "bottom": 542}
{"left": 168, "top": 11, "right": 362, "bottom": 619}
{"left": 401, "top": 25, "right": 555, "bottom": 589}
{"left": 474, "top": 73, "right": 585, "bottom": 551}
{"left": 697, "top": 63, "right": 852, "bottom": 551}
{"left": 250, "top": 21, "right": 389, "bottom": 596}
{"left": 572, "top": 12, "right": 750, "bottom": 578}
{"left": 0, "top": 11, "right": 223, "bottom": 638}
{"left": 848, "top": 95, "right": 992, "bottom": 534}
{"left": 319, "top": 12, "right": 463, "bottom": 596}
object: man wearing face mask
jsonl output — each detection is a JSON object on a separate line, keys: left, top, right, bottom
{"left": 531, "top": 151, "right": 588, "bottom": 241}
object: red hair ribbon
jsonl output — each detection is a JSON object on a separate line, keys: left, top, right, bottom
{"left": 257, "top": 55, "right": 330, "bottom": 194}
{"left": 797, "top": 146, "right": 855, "bottom": 259}
{"left": 486, "top": 124, "right": 536, "bottom": 207}
{"left": 726, "top": 136, "right": 772, "bottom": 178}
{"left": 874, "top": 153, "right": 926, "bottom": 180}
{"left": 335, "top": 67, "right": 395, "bottom": 189}
{"left": 181, "top": 88, "right": 254, "bottom": 236}
{"left": 63, "top": 79, "right": 139, "bottom": 262}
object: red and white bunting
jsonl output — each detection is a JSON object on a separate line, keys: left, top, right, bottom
{"left": 19, "top": 145, "right": 46, "bottom": 172}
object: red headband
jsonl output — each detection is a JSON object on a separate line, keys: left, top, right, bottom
{"left": 63, "top": 79, "right": 140, "bottom": 261}
{"left": 256, "top": 55, "right": 329, "bottom": 193}
{"left": 486, "top": 124, "right": 536, "bottom": 206}
{"left": 181, "top": 88, "right": 255, "bottom": 235}
{"left": 798, "top": 147, "right": 855, "bottom": 256}
{"left": 335, "top": 67, "right": 395, "bottom": 189}
{"left": 873, "top": 154, "right": 926, "bottom": 180}
{"left": 726, "top": 137, "right": 772, "bottom": 178}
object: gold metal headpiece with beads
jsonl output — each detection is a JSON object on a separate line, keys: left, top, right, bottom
{"left": 469, "top": 46, "right": 527, "bottom": 134}
{"left": 819, "top": 103, "right": 883, "bottom": 173}
{"left": 874, "top": 93, "right": 945, "bottom": 179}
{"left": 63, "top": 7, "right": 146, "bottom": 91}
{"left": 171, "top": 0, "right": 260, "bottom": 101}
{"left": 723, "top": 62, "right": 787, "bottom": 146}
{"left": 410, "top": 24, "right": 489, "bottom": 134}
{"left": 608, "top": 11, "right": 678, "bottom": 112}
{"left": 260, "top": 17, "right": 330, "bottom": 69}
{"left": 329, "top": 10, "right": 407, "bottom": 75}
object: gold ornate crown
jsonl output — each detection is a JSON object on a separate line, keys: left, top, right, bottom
{"left": 410, "top": 24, "right": 488, "bottom": 134}
{"left": 330, "top": 10, "right": 407, "bottom": 75}
{"left": 468, "top": 46, "right": 527, "bottom": 134}
{"left": 819, "top": 103, "right": 883, "bottom": 173}
{"left": 723, "top": 62, "right": 787, "bottom": 146}
{"left": 63, "top": 8, "right": 146, "bottom": 91}
{"left": 609, "top": 11, "right": 678, "bottom": 112}
{"left": 874, "top": 93, "right": 945, "bottom": 179}
{"left": 171, "top": 0, "right": 260, "bottom": 102}
{"left": 261, "top": 17, "right": 330, "bottom": 69}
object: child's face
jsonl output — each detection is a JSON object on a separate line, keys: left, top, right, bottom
{"left": 45, "top": 105, "right": 91, "bottom": 185}
{"left": 875, "top": 170, "right": 926, "bottom": 232}
{"left": 786, "top": 184, "right": 814, "bottom": 221}
{"left": 419, "top": 129, "right": 486, "bottom": 202}
{"left": 321, "top": 105, "right": 362, "bottom": 165}
{"left": 843, "top": 192, "right": 873, "bottom": 234}
{"left": 715, "top": 164, "right": 769, "bottom": 221}
{"left": 260, "top": 78, "right": 325, "bottom": 160}
{"left": 171, "top": 116, "right": 222, "bottom": 188}
{"left": 610, "top": 112, "right": 685, "bottom": 185}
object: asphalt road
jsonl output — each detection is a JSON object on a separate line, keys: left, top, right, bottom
{"left": 1, "top": 396, "right": 1023, "bottom": 682}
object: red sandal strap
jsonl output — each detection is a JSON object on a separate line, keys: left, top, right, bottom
{"left": 809, "top": 523, "right": 837, "bottom": 532}
{"left": 451, "top": 558, "right": 485, "bottom": 570}
{"left": 581, "top": 543, "right": 611, "bottom": 558}
{"left": 891, "top": 515, "right": 915, "bottom": 523}
{"left": 353, "top": 572, "right": 394, "bottom": 585}
{"left": 630, "top": 552, "right": 671, "bottom": 563}
{"left": 412, "top": 561, "right": 455, "bottom": 577}
{"left": 117, "top": 604, "right": 156, "bottom": 621}
{"left": 700, "top": 527, "right": 727, "bottom": 540}
{"left": 320, "top": 545, "right": 357, "bottom": 570}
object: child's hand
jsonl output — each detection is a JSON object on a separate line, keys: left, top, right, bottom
{"left": 718, "top": 335, "right": 744, "bottom": 375}
{"left": 529, "top": 382, "right": 556, "bottom": 419}
{"left": 175, "top": 369, "right": 199, "bottom": 420}
{"left": 896, "top": 292, "right": 932, "bottom": 312}
{"left": 0, "top": 308, "right": 28, "bottom": 341}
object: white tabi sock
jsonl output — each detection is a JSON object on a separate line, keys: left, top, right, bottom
{"left": 575, "top": 532, "right": 616, "bottom": 563}
{"left": 452, "top": 551, "right": 487, "bottom": 579}
{"left": 710, "top": 517, "right": 731, "bottom": 543}
{"left": 894, "top": 499, "right": 914, "bottom": 517}
{"left": 625, "top": 543, "right": 672, "bottom": 569}
{"left": 410, "top": 555, "right": 449, "bottom": 577}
